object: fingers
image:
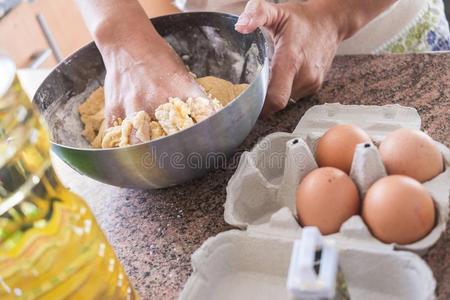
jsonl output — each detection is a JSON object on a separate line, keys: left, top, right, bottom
{"left": 263, "top": 62, "right": 324, "bottom": 118}
{"left": 105, "top": 104, "right": 125, "bottom": 128}
{"left": 235, "top": 0, "right": 278, "bottom": 34}
{"left": 261, "top": 37, "right": 303, "bottom": 118}
{"left": 104, "top": 84, "right": 124, "bottom": 127}
{"left": 290, "top": 60, "right": 326, "bottom": 101}
{"left": 263, "top": 42, "right": 328, "bottom": 118}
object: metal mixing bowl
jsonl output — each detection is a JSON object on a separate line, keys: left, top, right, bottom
{"left": 33, "top": 12, "right": 269, "bottom": 189}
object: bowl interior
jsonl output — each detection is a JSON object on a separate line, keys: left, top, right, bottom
{"left": 33, "top": 12, "right": 267, "bottom": 149}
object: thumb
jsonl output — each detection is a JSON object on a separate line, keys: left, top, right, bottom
{"left": 235, "top": 0, "right": 278, "bottom": 34}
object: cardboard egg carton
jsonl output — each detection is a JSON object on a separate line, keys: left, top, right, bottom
{"left": 181, "top": 208, "right": 435, "bottom": 300}
{"left": 225, "top": 103, "right": 450, "bottom": 254}
{"left": 180, "top": 104, "right": 448, "bottom": 299}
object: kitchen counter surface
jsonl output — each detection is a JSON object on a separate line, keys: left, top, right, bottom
{"left": 53, "top": 53, "right": 450, "bottom": 300}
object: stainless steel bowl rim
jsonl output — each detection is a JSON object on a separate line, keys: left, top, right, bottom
{"left": 47, "top": 59, "right": 268, "bottom": 153}
{"left": 38, "top": 12, "right": 269, "bottom": 153}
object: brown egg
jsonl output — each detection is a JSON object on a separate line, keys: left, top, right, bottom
{"left": 362, "top": 175, "right": 435, "bottom": 245}
{"left": 296, "top": 167, "right": 360, "bottom": 235}
{"left": 316, "top": 124, "right": 372, "bottom": 174}
{"left": 379, "top": 128, "right": 444, "bottom": 182}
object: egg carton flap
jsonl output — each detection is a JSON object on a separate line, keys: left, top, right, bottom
{"left": 180, "top": 212, "right": 435, "bottom": 300}
{"left": 293, "top": 103, "right": 421, "bottom": 141}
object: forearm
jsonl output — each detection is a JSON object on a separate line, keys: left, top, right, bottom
{"left": 314, "top": 0, "right": 398, "bottom": 41}
{"left": 75, "top": 0, "right": 177, "bottom": 60}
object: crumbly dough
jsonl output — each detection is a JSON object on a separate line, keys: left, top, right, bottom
{"left": 196, "top": 76, "right": 249, "bottom": 105}
{"left": 79, "top": 76, "right": 249, "bottom": 148}
{"left": 79, "top": 87, "right": 105, "bottom": 144}
{"left": 155, "top": 97, "right": 195, "bottom": 135}
{"left": 186, "top": 96, "right": 222, "bottom": 123}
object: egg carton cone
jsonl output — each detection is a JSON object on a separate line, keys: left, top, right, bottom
{"left": 180, "top": 208, "right": 435, "bottom": 300}
{"left": 225, "top": 103, "right": 450, "bottom": 254}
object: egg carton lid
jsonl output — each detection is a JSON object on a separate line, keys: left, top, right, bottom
{"left": 292, "top": 103, "right": 421, "bottom": 141}
{"left": 180, "top": 208, "right": 435, "bottom": 300}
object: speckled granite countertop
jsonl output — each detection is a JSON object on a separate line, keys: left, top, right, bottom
{"left": 53, "top": 53, "right": 450, "bottom": 300}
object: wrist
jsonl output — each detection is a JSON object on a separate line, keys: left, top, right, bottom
{"left": 98, "top": 29, "right": 179, "bottom": 77}
{"left": 86, "top": 1, "right": 164, "bottom": 62}
{"left": 313, "top": 0, "right": 397, "bottom": 41}
{"left": 94, "top": 18, "right": 158, "bottom": 55}
{"left": 310, "top": 0, "right": 366, "bottom": 41}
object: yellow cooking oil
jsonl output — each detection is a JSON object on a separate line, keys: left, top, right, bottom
{"left": 0, "top": 59, "right": 139, "bottom": 299}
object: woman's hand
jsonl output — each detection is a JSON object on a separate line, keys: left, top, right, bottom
{"left": 101, "top": 36, "right": 205, "bottom": 126}
{"left": 235, "top": 0, "right": 396, "bottom": 118}
{"left": 76, "top": 0, "right": 206, "bottom": 127}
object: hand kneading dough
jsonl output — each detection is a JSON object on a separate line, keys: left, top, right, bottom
{"left": 79, "top": 76, "right": 248, "bottom": 148}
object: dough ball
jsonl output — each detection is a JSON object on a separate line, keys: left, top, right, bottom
{"left": 196, "top": 76, "right": 248, "bottom": 105}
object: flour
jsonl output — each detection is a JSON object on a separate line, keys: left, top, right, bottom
{"left": 44, "top": 81, "right": 101, "bottom": 148}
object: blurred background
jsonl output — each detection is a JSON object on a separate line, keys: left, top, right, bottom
{"left": 1, "top": 0, "right": 450, "bottom": 69}
{"left": 0, "top": 0, "right": 172, "bottom": 68}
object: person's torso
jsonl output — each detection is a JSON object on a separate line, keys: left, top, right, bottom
{"left": 174, "top": 0, "right": 447, "bottom": 54}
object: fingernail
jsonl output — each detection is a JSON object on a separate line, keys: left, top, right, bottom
{"left": 236, "top": 15, "right": 250, "bottom": 27}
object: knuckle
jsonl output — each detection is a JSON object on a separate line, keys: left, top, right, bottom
{"left": 109, "top": 104, "right": 122, "bottom": 114}
{"left": 310, "top": 75, "right": 323, "bottom": 91}
{"left": 268, "top": 93, "right": 289, "bottom": 111}
{"left": 304, "top": 69, "right": 323, "bottom": 91}
{"left": 106, "top": 104, "right": 124, "bottom": 121}
{"left": 273, "top": 99, "right": 288, "bottom": 112}
{"left": 284, "top": 53, "right": 302, "bottom": 75}
{"left": 292, "top": 72, "right": 323, "bottom": 99}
